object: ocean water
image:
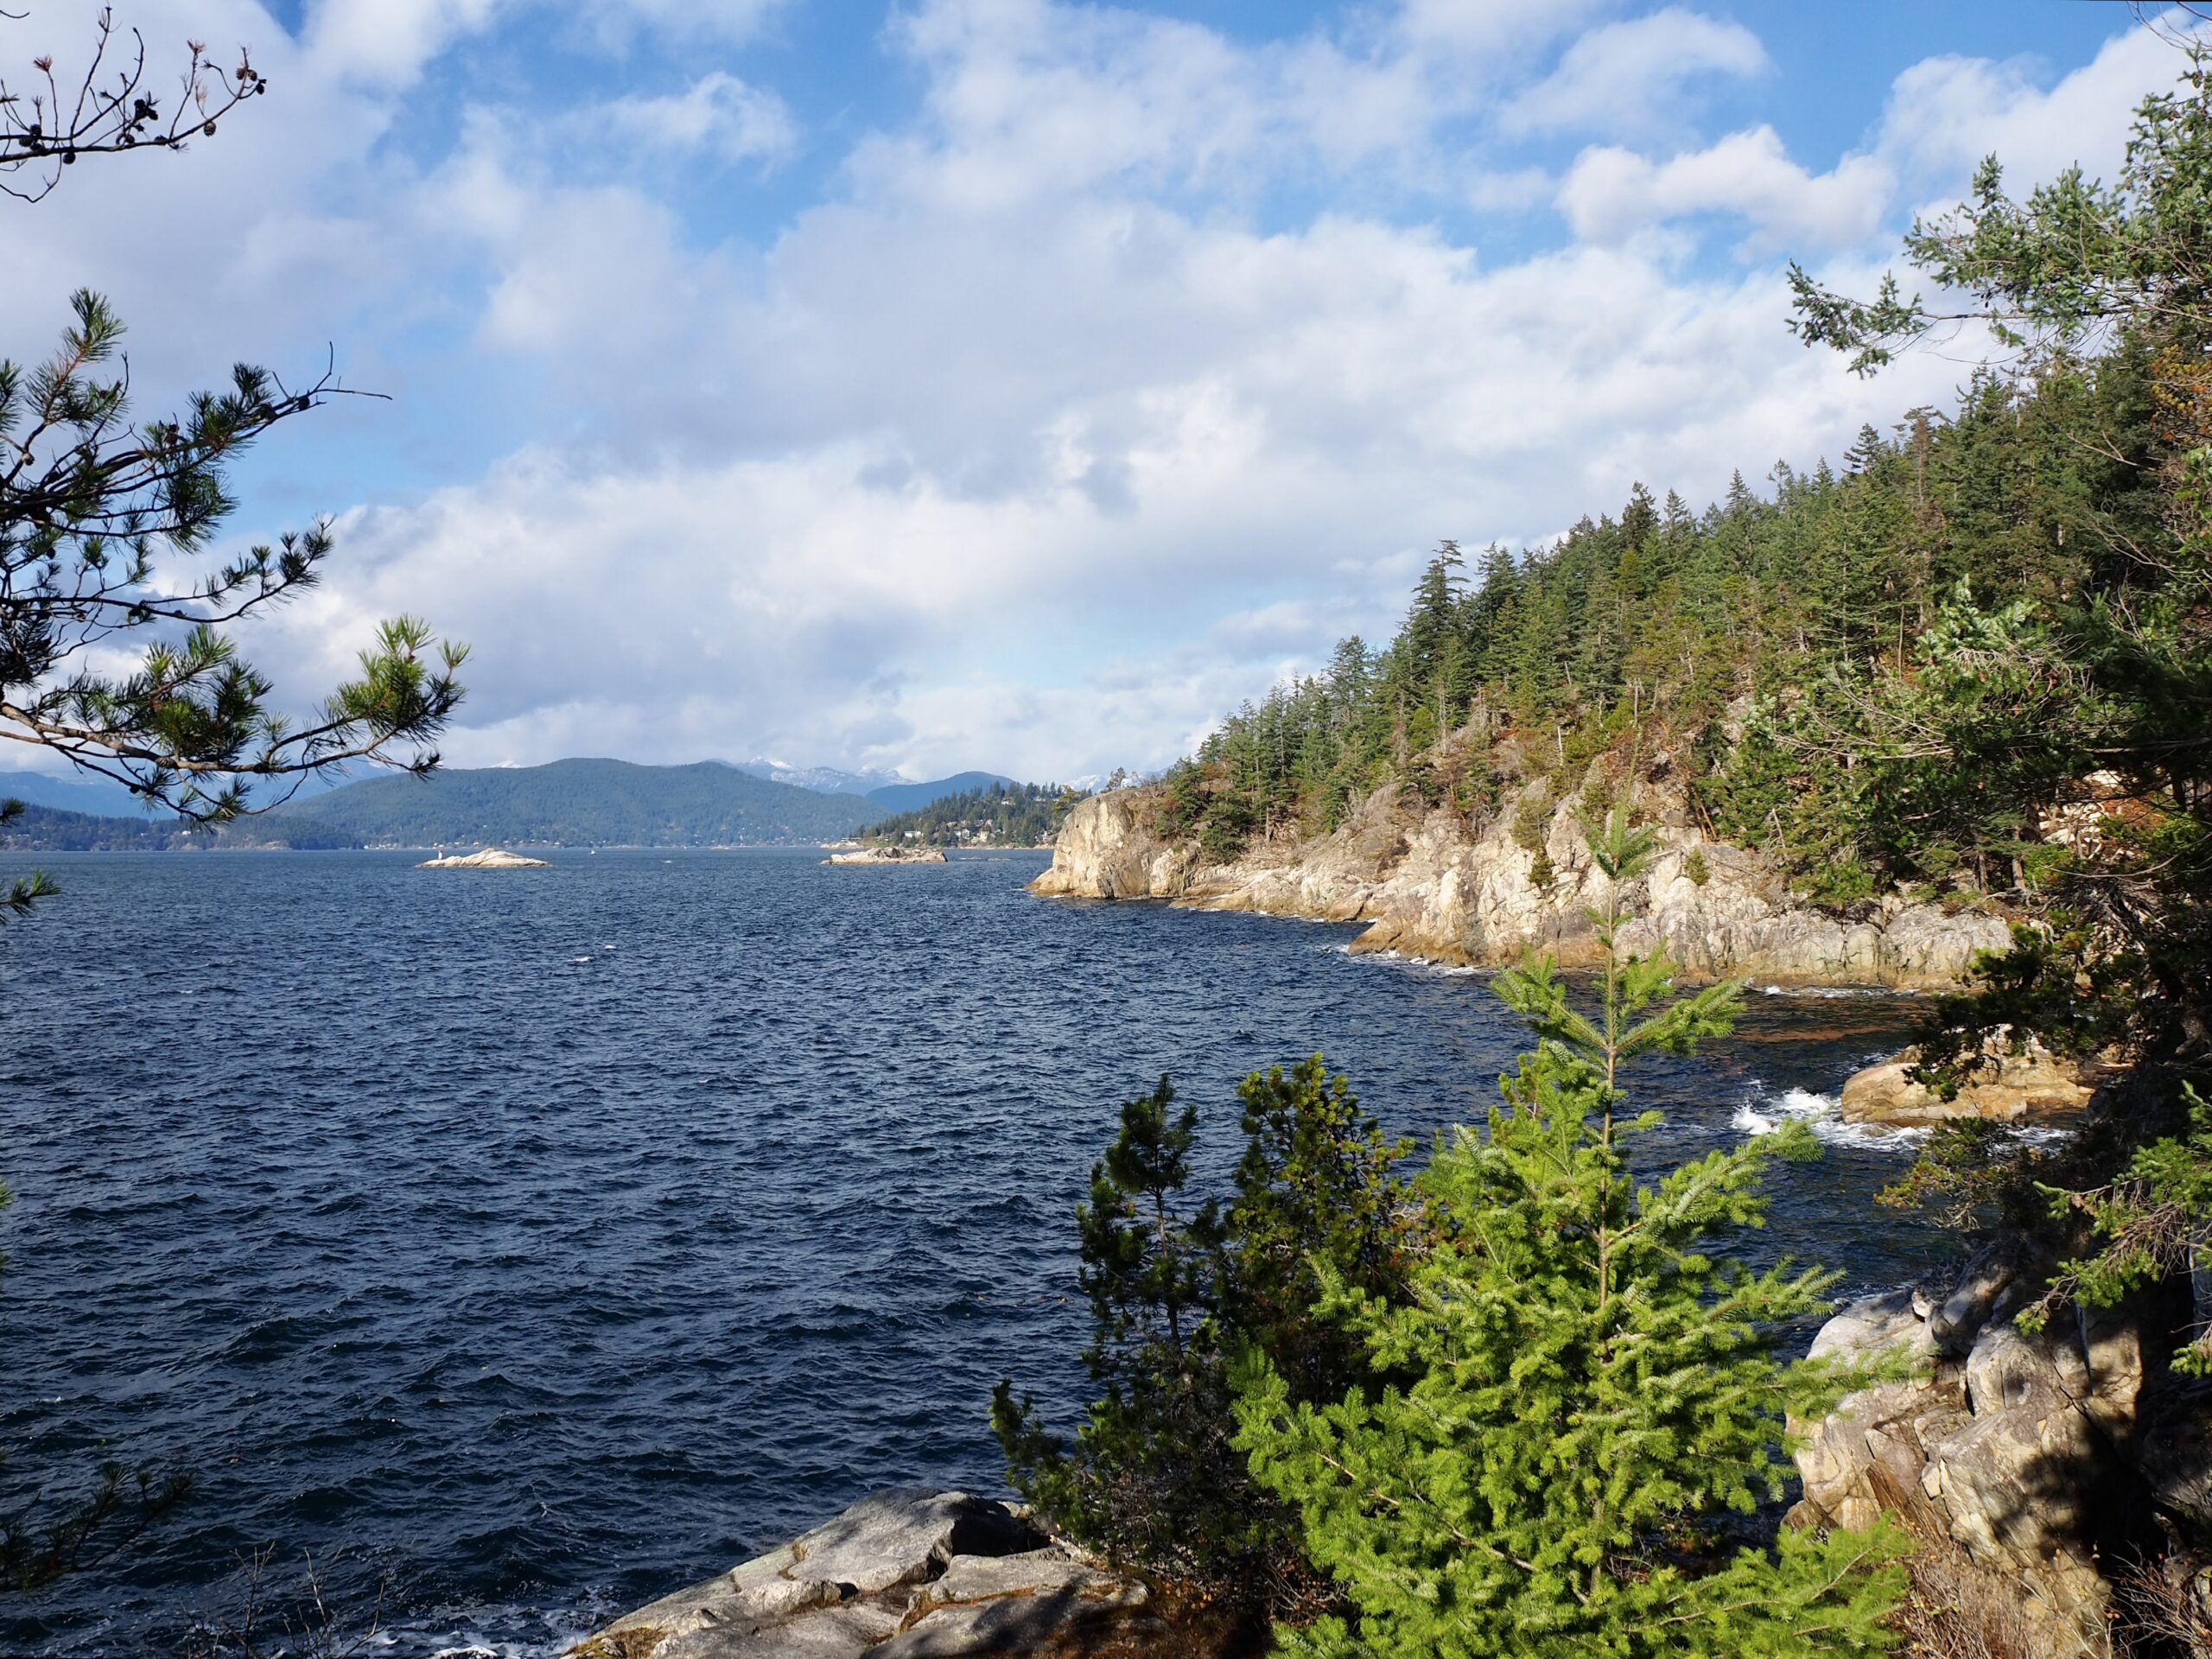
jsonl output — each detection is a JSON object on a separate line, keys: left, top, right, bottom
{"left": 2, "top": 849, "right": 1951, "bottom": 1655}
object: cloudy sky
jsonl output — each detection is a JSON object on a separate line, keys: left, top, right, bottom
{"left": 0, "top": 0, "right": 2187, "bottom": 783}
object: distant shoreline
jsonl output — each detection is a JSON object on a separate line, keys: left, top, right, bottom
{"left": 8, "top": 842, "right": 1059, "bottom": 855}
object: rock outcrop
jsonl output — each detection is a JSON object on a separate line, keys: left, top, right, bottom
{"left": 1033, "top": 783, "right": 2010, "bottom": 988}
{"left": 416, "top": 847, "right": 550, "bottom": 868}
{"left": 823, "top": 847, "right": 950, "bottom": 866}
{"left": 1840, "top": 1036, "right": 2105, "bottom": 1127}
{"left": 574, "top": 1490, "right": 1166, "bottom": 1659}
{"left": 1793, "top": 1250, "right": 2202, "bottom": 1655}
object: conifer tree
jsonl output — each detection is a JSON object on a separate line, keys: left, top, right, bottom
{"left": 1232, "top": 813, "right": 1909, "bottom": 1658}
{"left": 994, "top": 1061, "right": 1416, "bottom": 1609}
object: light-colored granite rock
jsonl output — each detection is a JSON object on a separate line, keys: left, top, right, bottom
{"left": 1033, "top": 779, "right": 2009, "bottom": 987}
{"left": 1027, "top": 790, "right": 1199, "bottom": 899}
{"left": 575, "top": 1491, "right": 1161, "bottom": 1659}
{"left": 823, "top": 847, "right": 950, "bottom": 866}
{"left": 1840, "top": 1036, "right": 2099, "bottom": 1126}
{"left": 1790, "top": 1255, "right": 2177, "bottom": 1657}
{"left": 416, "top": 846, "right": 550, "bottom": 868}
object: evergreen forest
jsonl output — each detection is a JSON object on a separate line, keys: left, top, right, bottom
{"left": 856, "top": 780, "right": 1077, "bottom": 847}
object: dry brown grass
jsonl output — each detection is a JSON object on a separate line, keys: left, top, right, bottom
{"left": 1891, "top": 1542, "right": 2051, "bottom": 1659}
{"left": 2114, "top": 1555, "right": 2212, "bottom": 1657}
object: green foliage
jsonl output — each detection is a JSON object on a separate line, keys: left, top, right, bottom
{"left": 1226, "top": 1060, "right": 1417, "bottom": 1407}
{"left": 0, "top": 292, "right": 467, "bottom": 823}
{"left": 1789, "top": 57, "right": 2212, "bottom": 1287}
{"left": 1682, "top": 847, "right": 1710, "bottom": 887}
{"left": 1789, "top": 51, "right": 2212, "bottom": 374}
{"left": 856, "top": 780, "right": 1071, "bottom": 848}
{"left": 1232, "top": 816, "right": 1909, "bottom": 1657}
{"left": 0, "top": 1460, "right": 194, "bottom": 1594}
{"left": 0, "top": 799, "right": 57, "bottom": 918}
{"left": 217, "top": 759, "right": 874, "bottom": 849}
{"left": 992, "top": 1078, "right": 1243, "bottom": 1583}
{"left": 994, "top": 1060, "right": 1417, "bottom": 1610}
{"left": 2023, "top": 1084, "right": 2212, "bottom": 1374}
{"left": 0, "top": 801, "right": 198, "bottom": 852}
{"left": 1511, "top": 785, "right": 1552, "bottom": 854}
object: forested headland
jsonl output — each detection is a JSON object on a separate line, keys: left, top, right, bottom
{"left": 995, "top": 48, "right": 2212, "bottom": 1659}
{"left": 855, "top": 779, "right": 1077, "bottom": 848}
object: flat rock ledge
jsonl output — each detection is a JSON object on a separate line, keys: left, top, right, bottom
{"left": 571, "top": 1490, "right": 1163, "bottom": 1659}
{"left": 416, "top": 847, "right": 550, "bottom": 868}
{"left": 824, "top": 847, "right": 950, "bottom": 866}
{"left": 1839, "top": 1035, "right": 2107, "bottom": 1128}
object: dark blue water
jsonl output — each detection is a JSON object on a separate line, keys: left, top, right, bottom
{"left": 0, "top": 850, "right": 1942, "bottom": 1655}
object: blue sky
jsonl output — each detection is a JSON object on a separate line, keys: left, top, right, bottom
{"left": 0, "top": 0, "right": 2190, "bottom": 782}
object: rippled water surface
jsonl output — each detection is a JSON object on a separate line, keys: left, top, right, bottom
{"left": 2, "top": 849, "right": 1947, "bottom": 1653}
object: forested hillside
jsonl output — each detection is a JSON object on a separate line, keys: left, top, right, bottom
{"left": 857, "top": 780, "right": 1075, "bottom": 847}
{"left": 226, "top": 759, "right": 876, "bottom": 848}
{"left": 0, "top": 804, "right": 198, "bottom": 852}
{"left": 1164, "top": 356, "right": 2163, "bottom": 911}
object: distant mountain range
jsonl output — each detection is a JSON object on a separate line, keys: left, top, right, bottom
{"left": 219, "top": 759, "right": 874, "bottom": 848}
{"left": 0, "top": 768, "right": 155, "bottom": 818}
{"left": 0, "top": 802, "right": 199, "bottom": 850}
{"left": 731, "top": 760, "right": 904, "bottom": 796}
{"left": 0, "top": 758, "right": 1034, "bottom": 849}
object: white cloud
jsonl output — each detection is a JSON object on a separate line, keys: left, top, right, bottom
{"left": 1503, "top": 8, "right": 1769, "bottom": 137}
{"left": 1558, "top": 127, "right": 1893, "bottom": 249}
{"left": 305, "top": 0, "right": 505, "bottom": 88}
{"left": 1394, "top": 0, "right": 1610, "bottom": 61}
{"left": 865, "top": 0, "right": 1437, "bottom": 211}
{"left": 1874, "top": 20, "right": 2202, "bottom": 200}
{"left": 600, "top": 73, "right": 798, "bottom": 166}
{"left": 3, "top": 0, "right": 2191, "bottom": 781}
{"left": 244, "top": 202, "right": 1969, "bottom": 778}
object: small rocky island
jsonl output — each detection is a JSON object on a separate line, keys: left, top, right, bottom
{"left": 416, "top": 847, "right": 550, "bottom": 868}
{"left": 823, "top": 846, "right": 950, "bottom": 865}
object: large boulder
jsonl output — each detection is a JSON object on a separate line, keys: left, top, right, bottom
{"left": 1840, "top": 1037, "right": 2100, "bottom": 1127}
{"left": 1792, "top": 1262, "right": 2176, "bottom": 1657}
{"left": 1028, "top": 791, "right": 1198, "bottom": 899}
{"left": 575, "top": 1491, "right": 1165, "bottom": 1659}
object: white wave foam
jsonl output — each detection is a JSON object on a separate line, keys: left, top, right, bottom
{"left": 1731, "top": 1104, "right": 1779, "bottom": 1135}
{"left": 1758, "top": 983, "right": 1918, "bottom": 1001}
{"left": 1733, "top": 1081, "right": 2078, "bottom": 1154}
{"left": 1733, "top": 1084, "right": 1928, "bottom": 1151}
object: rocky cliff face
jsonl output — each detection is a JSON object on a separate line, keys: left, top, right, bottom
{"left": 1795, "top": 1251, "right": 2209, "bottom": 1655}
{"left": 1034, "top": 782, "right": 2011, "bottom": 988}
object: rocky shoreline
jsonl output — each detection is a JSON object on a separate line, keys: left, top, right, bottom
{"left": 574, "top": 788, "right": 2180, "bottom": 1658}
{"left": 1796, "top": 1243, "right": 2210, "bottom": 1654}
{"left": 1033, "top": 783, "right": 2010, "bottom": 988}
{"left": 571, "top": 1490, "right": 1169, "bottom": 1659}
